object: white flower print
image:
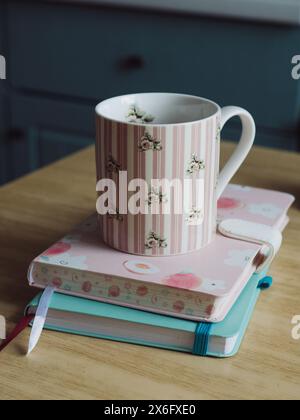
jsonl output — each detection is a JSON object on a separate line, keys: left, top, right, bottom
{"left": 145, "top": 232, "right": 167, "bottom": 249}
{"left": 139, "top": 132, "right": 162, "bottom": 152}
{"left": 248, "top": 203, "right": 282, "bottom": 220}
{"left": 140, "top": 137, "right": 152, "bottom": 151}
{"left": 147, "top": 187, "right": 168, "bottom": 206}
{"left": 187, "top": 153, "right": 205, "bottom": 175}
{"left": 224, "top": 249, "right": 255, "bottom": 268}
{"left": 185, "top": 208, "right": 204, "bottom": 225}
{"left": 146, "top": 237, "right": 159, "bottom": 249}
{"left": 127, "top": 105, "right": 154, "bottom": 124}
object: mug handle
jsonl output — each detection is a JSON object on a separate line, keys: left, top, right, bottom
{"left": 216, "top": 106, "right": 256, "bottom": 199}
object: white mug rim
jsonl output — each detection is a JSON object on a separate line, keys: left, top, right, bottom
{"left": 95, "top": 92, "right": 221, "bottom": 127}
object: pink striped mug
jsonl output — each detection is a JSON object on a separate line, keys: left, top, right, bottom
{"left": 96, "top": 93, "right": 255, "bottom": 256}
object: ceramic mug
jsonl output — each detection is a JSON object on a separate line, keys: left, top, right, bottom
{"left": 96, "top": 93, "right": 255, "bottom": 256}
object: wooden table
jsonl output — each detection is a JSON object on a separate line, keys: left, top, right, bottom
{"left": 0, "top": 143, "right": 299, "bottom": 400}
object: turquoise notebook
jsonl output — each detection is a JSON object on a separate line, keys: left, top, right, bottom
{"left": 26, "top": 271, "right": 272, "bottom": 358}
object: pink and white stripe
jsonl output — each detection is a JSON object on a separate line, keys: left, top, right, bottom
{"left": 96, "top": 114, "right": 220, "bottom": 257}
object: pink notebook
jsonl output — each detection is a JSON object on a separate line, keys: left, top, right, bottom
{"left": 28, "top": 185, "right": 294, "bottom": 322}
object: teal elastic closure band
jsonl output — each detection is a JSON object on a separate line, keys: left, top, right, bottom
{"left": 193, "top": 323, "right": 212, "bottom": 356}
{"left": 258, "top": 276, "right": 273, "bottom": 290}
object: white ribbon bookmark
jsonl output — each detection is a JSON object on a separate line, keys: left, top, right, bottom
{"left": 218, "top": 219, "right": 282, "bottom": 273}
{"left": 26, "top": 220, "right": 281, "bottom": 355}
{"left": 27, "top": 286, "right": 55, "bottom": 356}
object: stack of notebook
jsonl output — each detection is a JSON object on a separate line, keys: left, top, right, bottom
{"left": 21, "top": 185, "right": 294, "bottom": 357}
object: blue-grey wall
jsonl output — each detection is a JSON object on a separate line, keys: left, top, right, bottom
{"left": 0, "top": 1, "right": 299, "bottom": 185}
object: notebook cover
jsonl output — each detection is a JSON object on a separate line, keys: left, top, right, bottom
{"left": 26, "top": 269, "right": 270, "bottom": 358}
{"left": 28, "top": 185, "right": 294, "bottom": 322}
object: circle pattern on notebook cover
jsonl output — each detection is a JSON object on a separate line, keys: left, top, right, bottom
{"left": 217, "top": 197, "right": 244, "bottom": 210}
{"left": 124, "top": 260, "right": 160, "bottom": 275}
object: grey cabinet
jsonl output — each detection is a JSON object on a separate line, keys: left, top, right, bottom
{"left": 0, "top": 3, "right": 8, "bottom": 184}
{"left": 0, "top": 1, "right": 299, "bottom": 185}
{"left": 0, "top": 91, "right": 8, "bottom": 184}
{"left": 8, "top": 94, "right": 94, "bottom": 179}
{"left": 8, "top": 2, "right": 300, "bottom": 132}
{"left": 7, "top": 127, "right": 93, "bottom": 179}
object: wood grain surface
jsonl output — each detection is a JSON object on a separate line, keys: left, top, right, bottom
{"left": 0, "top": 143, "right": 299, "bottom": 400}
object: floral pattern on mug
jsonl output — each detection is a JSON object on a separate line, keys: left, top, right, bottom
{"left": 138, "top": 132, "right": 162, "bottom": 152}
{"left": 126, "top": 105, "right": 154, "bottom": 124}
{"left": 147, "top": 187, "right": 168, "bottom": 206}
{"left": 106, "top": 155, "right": 121, "bottom": 174}
{"left": 145, "top": 232, "right": 167, "bottom": 250}
{"left": 185, "top": 207, "right": 204, "bottom": 225}
{"left": 186, "top": 153, "right": 205, "bottom": 175}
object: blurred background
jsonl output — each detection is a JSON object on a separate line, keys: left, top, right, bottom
{"left": 0, "top": 0, "right": 300, "bottom": 186}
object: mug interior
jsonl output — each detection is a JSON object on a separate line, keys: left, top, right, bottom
{"left": 96, "top": 93, "right": 219, "bottom": 125}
